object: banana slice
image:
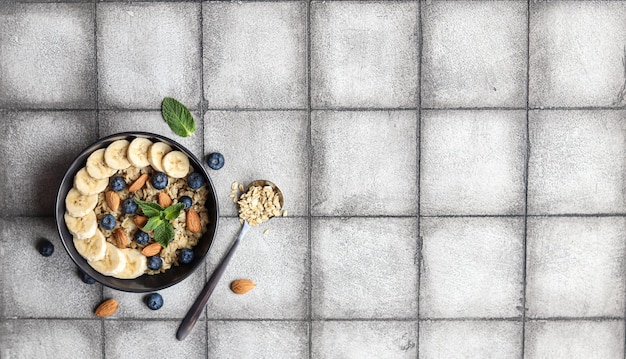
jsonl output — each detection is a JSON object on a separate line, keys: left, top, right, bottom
{"left": 127, "top": 137, "right": 153, "bottom": 168}
{"left": 115, "top": 249, "right": 148, "bottom": 279}
{"left": 88, "top": 242, "right": 127, "bottom": 276}
{"left": 104, "top": 139, "right": 131, "bottom": 170}
{"left": 74, "top": 167, "right": 108, "bottom": 196}
{"left": 162, "top": 151, "right": 190, "bottom": 178}
{"left": 86, "top": 148, "right": 117, "bottom": 179}
{"left": 65, "top": 187, "right": 98, "bottom": 217}
{"left": 73, "top": 229, "right": 107, "bottom": 262}
{"left": 64, "top": 211, "right": 97, "bottom": 240}
{"left": 148, "top": 142, "right": 172, "bottom": 173}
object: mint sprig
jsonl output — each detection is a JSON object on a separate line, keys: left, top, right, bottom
{"left": 161, "top": 97, "right": 196, "bottom": 137}
{"left": 134, "top": 198, "right": 185, "bottom": 248}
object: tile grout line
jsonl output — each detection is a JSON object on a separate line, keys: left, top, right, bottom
{"left": 416, "top": 0, "right": 423, "bottom": 358}
{"left": 521, "top": 1, "right": 531, "bottom": 358}
{"left": 306, "top": 1, "right": 313, "bottom": 358}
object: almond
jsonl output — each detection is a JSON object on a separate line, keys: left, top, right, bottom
{"left": 128, "top": 173, "right": 149, "bottom": 192}
{"left": 230, "top": 279, "right": 255, "bottom": 295}
{"left": 95, "top": 298, "right": 118, "bottom": 317}
{"left": 141, "top": 242, "right": 162, "bottom": 257}
{"left": 113, "top": 228, "right": 129, "bottom": 248}
{"left": 186, "top": 209, "right": 201, "bottom": 233}
{"left": 105, "top": 191, "right": 120, "bottom": 212}
{"left": 158, "top": 192, "right": 172, "bottom": 208}
{"left": 134, "top": 216, "right": 148, "bottom": 228}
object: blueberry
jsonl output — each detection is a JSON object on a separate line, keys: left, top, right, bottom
{"left": 38, "top": 239, "right": 54, "bottom": 257}
{"left": 206, "top": 152, "right": 224, "bottom": 170}
{"left": 187, "top": 172, "right": 205, "bottom": 190}
{"left": 179, "top": 248, "right": 194, "bottom": 264}
{"left": 146, "top": 293, "right": 163, "bottom": 310}
{"left": 110, "top": 176, "right": 126, "bottom": 192}
{"left": 179, "top": 195, "right": 193, "bottom": 210}
{"left": 151, "top": 172, "right": 168, "bottom": 190}
{"left": 101, "top": 214, "right": 116, "bottom": 230}
{"left": 79, "top": 270, "right": 96, "bottom": 285}
{"left": 123, "top": 198, "right": 138, "bottom": 214}
{"left": 134, "top": 230, "right": 149, "bottom": 245}
{"left": 147, "top": 256, "right": 162, "bottom": 270}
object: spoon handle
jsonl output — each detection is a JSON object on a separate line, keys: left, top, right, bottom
{"left": 176, "top": 221, "right": 251, "bottom": 340}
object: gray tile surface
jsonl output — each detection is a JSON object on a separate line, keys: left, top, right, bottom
{"left": 421, "top": 110, "right": 526, "bottom": 216}
{"left": 203, "top": 110, "right": 308, "bottom": 217}
{"left": 207, "top": 321, "right": 308, "bottom": 359}
{"left": 206, "top": 218, "right": 308, "bottom": 319}
{"left": 527, "top": 110, "right": 626, "bottom": 215}
{"left": 529, "top": 2, "right": 626, "bottom": 108}
{"left": 97, "top": 2, "right": 201, "bottom": 110}
{"left": 0, "top": 3, "right": 95, "bottom": 109}
{"left": 421, "top": 1, "right": 527, "bottom": 108}
{"left": 0, "top": 111, "right": 97, "bottom": 216}
{"left": 419, "top": 320, "right": 523, "bottom": 359}
{"left": 311, "top": 320, "right": 417, "bottom": 359}
{"left": 0, "top": 218, "right": 102, "bottom": 318}
{"left": 312, "top": 217, "right": 418, "bottom": 319}
{"left": 526, "top": 217, "right": 626, "bottom": 318}
{"left": 204, "top": 2, "right": 307, "bottom": 110}
{"left": 1, "top": 319, "right": 102, "bottom": 359}
{"left": 104, "top": 320, "right": 206, "bottom": 359}
{"left": 311, "top": 1, "right": 418, "bottom": 108}
{"left": 420, "top": 217, "right": 524, "bottom": 319}
{"left": 525, "top": 320, "right": 625, "bottom": 359}
{"left": 311, "top": 110, "right": 418, "bottom": 216}
{"left": 2, "top": 0, "right": 625, "bottom": 357}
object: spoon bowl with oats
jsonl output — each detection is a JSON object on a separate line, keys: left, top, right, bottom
{"left": 176, "top": 180, "right": 284, "bottom": 341}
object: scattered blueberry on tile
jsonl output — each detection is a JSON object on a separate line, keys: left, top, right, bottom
{"left": 79, "top": 269, "right": 96, "bottom": 285}
{"left": 146, "top": 293, "right": 164, "bottom": 310}
{"left": 38, "top": 239, "right": 54, "bottom": 257}
{"left": 206, "top": 152, "right": 224, "bottom": 170}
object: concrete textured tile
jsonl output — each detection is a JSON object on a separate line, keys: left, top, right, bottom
{"left": 528, "top": 110, "right": 626, "bottom": 215}
{"left": 311, "top": 321, "right": 417, "bottom": 358}
{"left": 97, "top": 3, "right": 201, "bottom": 109}
{"left": 312, "top": 218, "right": 418, "bottom": 319}
{"left": 1, "top": 319, "right": 102, "bottom": 358}
{"left": 102, "top": 261, "right": 205, "bottom": 319}
{"left": 0, "top": 218, "right": 102, "bottom": 318}
{"left": 526, "top": 217, "right": 626, "bottom": 318}
{"left": 104, "top": 320, "right": 206, "bottom": 358}
{"left": 204, "top": 2, "right": 307, "bottom": 109}
{"left": 98, "top": 111, "right": 203, "bottom": 158}
{"left": 311, "top": 2, "right": 418, "bottom": 108}
{"left": 529, "top": 2, "right": 626, "bottom": 107}
{"left": 0, "top": 111, "right": 97, "bottom": 216}
{"left": 525, "top": 320, "right": 625, "bottom": 359}
{"left": 419, "top": 320, "right": 523, "bottom": 359}
{"left": 207, "top": 321, "right": 308, "bottom": 359}
{"left": 311, "top": 110, "right": 417, "bottom": 216}
{"left": 421, "top": 110, "right": 526, "bottom": 216}
{"left": 203, "top": 111, "right": 308, "bottom": 216}
{"left": 421, "top": 1, "right": 527, "bottom": 108}
{"left": 206, "top": 218, "right": 308, "bottom": 319}
{"left": 420, "top": 217, "right": 524, "bottom": 319}
{"left": 0, "top": 3, "right": 95, "bottom": 109}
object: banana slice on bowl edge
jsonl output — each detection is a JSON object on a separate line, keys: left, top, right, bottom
{"left": 148, "top": 142, "right": 172, "bottom": 173}
{"left": 162, "top": 150, "right": 190, "bottom": 178}
{"left": 64, "top": 211, "right": 98, "bottom": 240}
{"left": 116, "top": 249, "right": 148, "bottom": 279}
{"left": 74, "top": 168, "right": 108, "bottom": 196}
{"left": 88, "top": 242, "right": 127, "bottom": 277}
{"left": 65, "top": 187, "right": 98, "bottom": 217}
{"left": 127, "top": 137, "right": 153, "bottom": 168}
{"left": 73, "top": 229, "right": 107, "bottom": 262}
{"left": 86, "top": 148, "right": 117, "bottom": 179}
{"left": 104, "top": 139, "right": 132, "bottom": 170}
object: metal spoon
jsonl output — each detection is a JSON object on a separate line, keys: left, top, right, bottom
{"left": 176, "top": 180, "right": 284, "bottom": 341}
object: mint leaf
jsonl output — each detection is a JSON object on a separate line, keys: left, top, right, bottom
{"left": 143, "top": 216, "right": 163, "bottom": 232}
{"left": 161, "top": 97, "right": 195, "bottom": 137}
{"left": 134, "top": 198, "right": 163, "bottom": 218}
{"left": 154, "top": 222, "right": 175, "bottom": 248}
{"left": 163, "top": 203, "right": 185, "bottom": 221}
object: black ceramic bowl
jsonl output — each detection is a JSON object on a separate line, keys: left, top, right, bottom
{"left": 55, "top": 132, "right": 219, "bottom": 292}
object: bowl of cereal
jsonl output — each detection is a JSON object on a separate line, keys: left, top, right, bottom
{"left": 55, "top": 132, "right": 219, "bottom": 292}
